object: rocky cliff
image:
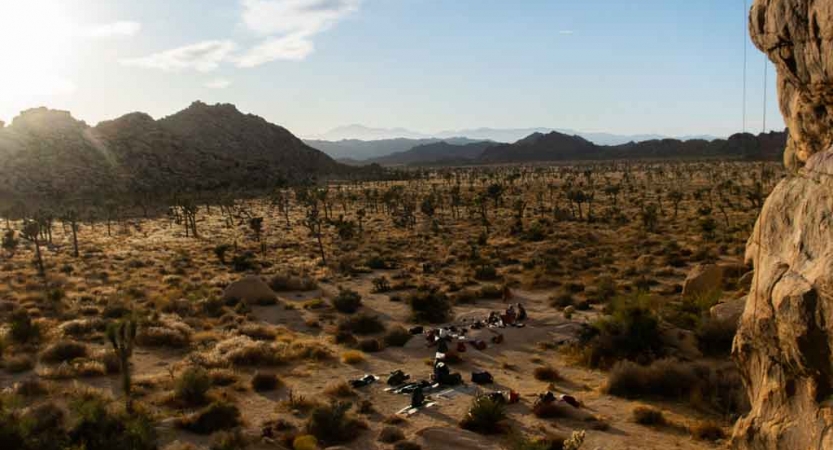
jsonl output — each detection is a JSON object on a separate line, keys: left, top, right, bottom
{"left": 732, "top": 1, "right": 833, "bottom": 448}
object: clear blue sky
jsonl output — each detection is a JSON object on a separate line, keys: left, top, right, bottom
{"left": 0, "top": 0, "right": 782, "bottom": 138}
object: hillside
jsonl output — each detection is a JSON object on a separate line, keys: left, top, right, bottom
{"left": 367, "top": 140, "right": 493, "bottom": 165}
{"left": 305, "top": 137, "right": 486, "bottom": 160}
{"left": 479, "top": 130, "right": 786, "bottom": 163}
{"left": 0, "top": 102, "right": 346, "bottom": 204}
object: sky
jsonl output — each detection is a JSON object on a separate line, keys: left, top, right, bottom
{"left": 0, "top": 0, "right": 783, "bottom": 138}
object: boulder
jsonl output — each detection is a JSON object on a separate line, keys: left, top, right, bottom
{"left": 415, "top": 427, "right": 502, "bottom": 450}
{"left": 710, "top": 296, "right": 746, "bottom": 324}
{"left": 733, "top": 1, "right": 833, "bottom": 448}
{"left": 222, "top": 275, "right": 277, "bottom": 305}
{"left": 737, "top": 270, "right": 754, "bottom": 291}
{"left": 682, "top": 264, "right": 723, "bottom": 298}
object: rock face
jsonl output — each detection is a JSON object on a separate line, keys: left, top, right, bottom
{"left": 682, "top": 264, "right": 723, "bottom": 298}
{"left": 749, "top": 0, "right": 833, "bottom": 170}
{"left": 732, "top": 1, "right": 833, "bottom": 448}
{"left": 222, "top": 276, "right": 277, "bottom": 306}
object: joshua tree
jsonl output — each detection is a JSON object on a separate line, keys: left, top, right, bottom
{"left": 62, "top": 209, "right": 80, "bottom": 258}
{"left": 667, "top": 190, "right": 684, "bottom": 219}
{"left": 303, "top": 205, "right": 327, "bottom": 265}
{"left": 249, "top": 217, "right": 265, "bottom": 252}
{"left": 21, "top": 220, "right": 44, "bottom": 276}
{"left": 107, "top": 317, "right": 137, "bottom": 413}
{"left": 2, "top": 229, "right": 17, "bottom": 258}
{"left": 640, "top": 203, "right": 659, "bottom": 233}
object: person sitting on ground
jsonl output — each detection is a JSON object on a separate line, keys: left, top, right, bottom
{"left": 504, "top": 305, "right": 517, "bottom": 324}
{"left": 517, "top": 303, "right": 527, "bottom": 321}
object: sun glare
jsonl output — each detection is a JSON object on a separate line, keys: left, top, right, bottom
{"left": 0, "top": 0, "right": 76, "bottom": 112}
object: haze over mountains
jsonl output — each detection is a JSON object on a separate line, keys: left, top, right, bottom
{"left": 307, "top": 124, "right": 720, "bottom": 148}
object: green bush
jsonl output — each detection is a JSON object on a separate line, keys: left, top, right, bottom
{"left": 251, "top": 371, "right": 281, "bottom": 392}
{"left": 175, "top": 366, "right": 212, "bottom": 405}
{"left": 408, "top": 288, "right": 452, "bottom": 324}
{"left": 68, "top": 392, "right": 157, "bottom": 450}
{"left": 459, "top": 395, "right": 507, "bottom": 435}
{"left": 632, "top": 406, "right": 665, "bottom": 426}
{"left": 332, "top": 289, "right": 362, "bottom": 314}
{"left": 10, "top": 309, "right": 39, "bottom": 343}
{"left": 573, "top": 293, "right": 662, "bottom": 368}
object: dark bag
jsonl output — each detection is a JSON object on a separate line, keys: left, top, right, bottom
{"left": 471, "top": 371, "right": 493, "bottom": 385}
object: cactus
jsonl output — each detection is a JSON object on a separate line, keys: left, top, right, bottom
{"left": 107, "top": 318, "right": 137, "bottom": 413}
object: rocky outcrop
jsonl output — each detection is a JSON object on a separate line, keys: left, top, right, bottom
{"left": 682, "top": 264, "right": 723, "bottom": 298}
{"left": 222, "top": 276, "right": 277, "bottom": 306}
{"left": 732, "top": 1, "right": 833, "bottom": 448}
{"left": 749, "top": 0, "right": 833, "bottom": 170}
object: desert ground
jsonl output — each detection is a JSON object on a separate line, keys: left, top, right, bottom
{"left": 0, "top": 161, "right": 781, "bottom": 450}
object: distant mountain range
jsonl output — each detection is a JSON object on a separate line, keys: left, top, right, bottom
{"left": 304, "top": 137, "right": 487, "bottom": 161}
{"left": 0, "top": 102, "right": 347, "bottom": 204}
{"left": 308, "top": 128, "right": 785, "bottom": 167}
{"left": 477, "top": 130, "right": 786, "bottom": 164}
{"left": 307, "top": 124, "right": 720, "bottom": 148}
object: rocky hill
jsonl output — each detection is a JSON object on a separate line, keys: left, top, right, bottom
{"left": 367, "top": 141, "right": 493, "bottom": 166}
{"left": 305, "top": 137, "right": 487, "bottom": 160}
{"left": 479, "top": 130, "right": 786, "bottom": 163}
{"left": 0, "top": 102, "right": 346, "bottom": 204}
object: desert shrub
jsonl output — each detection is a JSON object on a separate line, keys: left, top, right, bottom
{"left": 4, "top": 354, "right": 35, "bottom": 373}
{"left": 136, "top": 326, "right": 190, "bottom": 348}
{"left": 40, "top": 340, "right": 88, "bottom": 363}
{"left": 324, "top": 382, "right": 355, "bottom": 398}
{"left": 474, "top": 264, "right": 498, "bottom": 281}
{"left": 201, "top": 296, "right": 226, "bottom": 317}
{"left": 213, "top": 244, "right": 232, "bottom": 264}
{"left": 210, "top": 428, "right": 248, "bottom": 450}
{"left": 549, "top": 292, "right": 574, "bottom": 308}
{"left": 231, "top": 252, "right": 257, "bottom": 272}
{"left": 408, "top": 287, "right": 452, "bottom": 324}
{"left": 68, "top": 392, "right": 157, "bottom": 450}
{"left": 332, "top": 288, "right": 362, "bottom": 314}
{"left": 10, "top": 309, "right": 39, "bottom": 343}
{"left": 378, "top": 425, "right": 405, "bottom": 443}
{"left": 571, "top": 293, "right": 662, "bottom": 368}
{"left": 251, "top": 371, "right": 281, "bottom": 392}
{"left": 337, "top": 313, "right": 385, "bottom": 335}
{"left": 696, "top": 316, "right": 737, "bottom": 357}
{"left": 269, "top": 272, "right": 318, "bottom": 292}
{"left": 341, "top": 350, "right": 365, "bottom": 364}
{"left": 179, "top": 401, "right": 241, "bottom": 434}
{"left": 532, "top": 401, "right": 573, "bottom": 419}
{"left": 175, "top": 366, "right": 212, "bottom": 405}
{"left": 357, "top": 338, "right": 383, "bottom": 353}
{"left": 533, "top": 366, "right": 562, "bottom": 382}
{"left": 690, "top": 421, "right": 725, "bottom": 441}
{"left": 306, "top": 401, "right": 362, "bottom": 445}
{"left": 604, "top": 359, "right": 749, "bottom": 416}
{"left": 239, "top": 323, "right": 278, "bottom": 341}
{"left": 15, "top": 377, "right": 47, "bottom": 396}
{"left": 383, "top": 326, "right": 412, "bottom": 347}
{"left": 334, "top": 331, "right": 358, "bottom": 347}
{"left": 632, "top": 406, "right": 665, "bottom": 426}
{"left": 459, "top": 395, "right": 507, "bottom": 434}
